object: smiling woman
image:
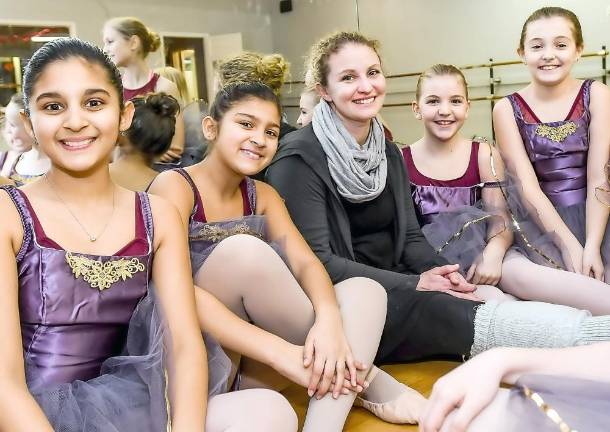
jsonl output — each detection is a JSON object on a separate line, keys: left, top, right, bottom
{"left": 266, "top": 30, "right": 610, "bottom": 382}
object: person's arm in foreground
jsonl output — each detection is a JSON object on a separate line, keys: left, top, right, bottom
{"left": 420, "top": 342, "right": 610, "bottom": 432}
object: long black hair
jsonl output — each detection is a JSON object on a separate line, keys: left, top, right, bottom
{"left": 22, "top": 37, "right": 123, "bottom": 115}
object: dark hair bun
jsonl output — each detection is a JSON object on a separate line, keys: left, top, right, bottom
{"left": 126, "top": 92, "right": 179, "bottom": 158}
{"left": 145, "top": 93, "right": 180, "bottom": 117}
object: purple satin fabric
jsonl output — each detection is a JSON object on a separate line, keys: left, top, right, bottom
{"left": 507, "top": 80, "right": 592, "bottom": 208}
{"left": 412, "top": 183, "right": 482, "bottom": 225}
{"left": 174, "top": 168, "right": 262, "bottom": 273}
{"left": 504, "top": 374, "right": 610, "bottom": 431}
{"left": 7, "top": 186, "right": 151, "bottom": 387}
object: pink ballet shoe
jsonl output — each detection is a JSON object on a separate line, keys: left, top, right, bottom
{"left": 353, "top": 385, "right": 427, "bottom": 424}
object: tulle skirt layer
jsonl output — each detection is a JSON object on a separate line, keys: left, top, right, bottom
{"left": 504, "top": 173, "right": 610, "bottom": 273}
{"left": 28, "top": 288, "right": 231, "bottom": 431}
{"left": 421, "top": 204, "right": 507, "bottom": 273}
{"left": 504, "top": 374, "right": 610, "bottom": 431}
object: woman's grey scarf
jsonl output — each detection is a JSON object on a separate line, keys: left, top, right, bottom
{"left": 312, "top": 99, "right": 387, "bottom": 203}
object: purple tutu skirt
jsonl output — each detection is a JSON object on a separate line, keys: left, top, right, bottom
{"left": 28, "top": 288, "right": 230, "bottom": 431}
{"left": 504, "top": 174, "right": 610, "bottom": 273}
{"left": 421, "top": 204, "right": 507, "bottom": 273}
{"left": 503, "top": 374, "right": 610, "bottom": 431}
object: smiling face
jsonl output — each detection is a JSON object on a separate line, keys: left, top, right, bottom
{"left": 3, "top": 100, "right": 33, "bottom": 152}
{"left": 520, "top": 16, "right": 582, "bottom": 86}
{"left": 102, "top": 25, "right": 135, "bottom": 66}
{"left": 413, "top": 74, "right": 469, "bottom": 142}
{"left": 203, "top": 97, "right": 281, "bottom": 176}
{"left": 22, "top": 56, "right": 133, "bottom": 174}
{"left": 318, "top": 42, "right": 386, "bottom": 128}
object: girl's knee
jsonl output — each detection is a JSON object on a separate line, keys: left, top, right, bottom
{"left": 251, "top": 390, "right": 298, "bottom": 431}
{"left": 342, "top": 277, "right": 387, "bottom": 305}
{"left": 215, "top": 234, "right": 271, "bottom": 257}
{"left": 208, "top": 234, "right": 282, "bottom": 274}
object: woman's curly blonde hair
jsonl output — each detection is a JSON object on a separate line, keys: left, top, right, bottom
{"left": 306, "top": 31, "right": 381, "bottom": 88}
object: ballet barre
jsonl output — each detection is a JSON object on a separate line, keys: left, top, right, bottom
{"left": 284, "top": 48, "right": 608, "bottom": 86}
{"left": 284, "top": 48, "right": 608, "bottom": 138}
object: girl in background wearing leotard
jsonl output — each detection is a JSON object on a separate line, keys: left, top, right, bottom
{"left": 103, "top": 17, "right": 185, "bottom": 163}
{"left": 110, "top": 92, "right": 179, "bottom": 191}
{"left": 3, "top": 93, "right": 51, "bottom": 186}
{"left": 494, "top": 7, "right": 610, "bottom": 282}
{"left": 150, "top": 81, "right": 427, "bottom": 430}
{"left": 0, "top": 37, "right": 206, "bottom": 432}
{"left": 407, "top": 64, "right": 610, "bottom": 314}
{"left": 1, "top": 93, "right": 34, "bottom": 178}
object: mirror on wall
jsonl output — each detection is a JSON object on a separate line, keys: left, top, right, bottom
{"left": 0, "top": 23, "right": 73, "bottom": 105}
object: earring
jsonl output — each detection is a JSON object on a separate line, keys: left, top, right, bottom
{"left": 120, "top": 130, "right": 126, "bottom": 136}
{"left": 415, "top": 113, "right": 422, "bottom": 120}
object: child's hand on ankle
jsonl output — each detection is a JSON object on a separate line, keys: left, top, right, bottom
{"left": 275, "top": 343, "right": 366, "bottom": 396}
{"left": 304, "top": 313, "right": 367, "bottom": 399}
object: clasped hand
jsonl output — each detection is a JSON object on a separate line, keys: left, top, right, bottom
{"left": 417, "top": 264, "right": 480, "bottom": 301}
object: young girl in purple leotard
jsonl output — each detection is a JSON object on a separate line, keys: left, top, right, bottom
{"left": 494, "top": 7, "right": 610, "bottom": 282}
{"left": 407, "top": 63, "right": 610, "bottom": 314}
{"left": 0, "top": 38, "right": 298, "bottom": 432}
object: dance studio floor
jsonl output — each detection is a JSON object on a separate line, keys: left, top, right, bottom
{"left": 283, "top": 361, "right": 458, "bottom": 431}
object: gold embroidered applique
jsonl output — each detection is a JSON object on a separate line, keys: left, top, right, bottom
{"left": 65, "top": 252, "right": 145, "bottom": 291}
{"left": 191, "top": 222, "right": 264, "bottom": 242}
{"left": 535, "top": 122, "right": 577, "bottom": 142}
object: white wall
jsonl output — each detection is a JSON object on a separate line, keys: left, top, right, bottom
{"left": 0, "top": 0, "right": 275, "bottom": 67}
{"left": 272, "top": 0, "right": 610, "bottom": 144}
{"left": 4, "top": 0, "right": 610, "bottom": 143}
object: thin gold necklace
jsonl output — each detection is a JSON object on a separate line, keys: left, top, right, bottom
{"left": 45, "top": 174, "right": 115, "bottom": 242}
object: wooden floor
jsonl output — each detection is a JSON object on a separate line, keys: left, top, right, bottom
{"left": 282, "top": 361, "right": 458, "bottom": 431}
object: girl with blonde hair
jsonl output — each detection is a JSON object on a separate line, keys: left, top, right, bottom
{"left": 103, "top": 17, "right": 185, "bottom": 163}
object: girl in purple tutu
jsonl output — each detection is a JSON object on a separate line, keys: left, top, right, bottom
{"left": 494, "top": 7, "right": 610, "bottom": 283}
{"left": 0, "top": 37, "right": 206, "bottom": 431}
{"left": 150, "top": 81, "right": 428, "bottom": 430}
{"left": 407, "top": 64, "right": 610, "bottom": 314}
{"left": 0, "top": 38, "right": 301, "bottom": 432}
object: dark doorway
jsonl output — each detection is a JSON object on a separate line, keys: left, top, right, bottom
{"left": 163, "top": 36, "right": 207, "bottom": 102}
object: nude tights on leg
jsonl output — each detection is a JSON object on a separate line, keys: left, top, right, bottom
{"left": 196, "top": 235, "right": 388, "bottom": 432}
{"left": 500, "top": 250, "right": 610, "bottom": 315}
